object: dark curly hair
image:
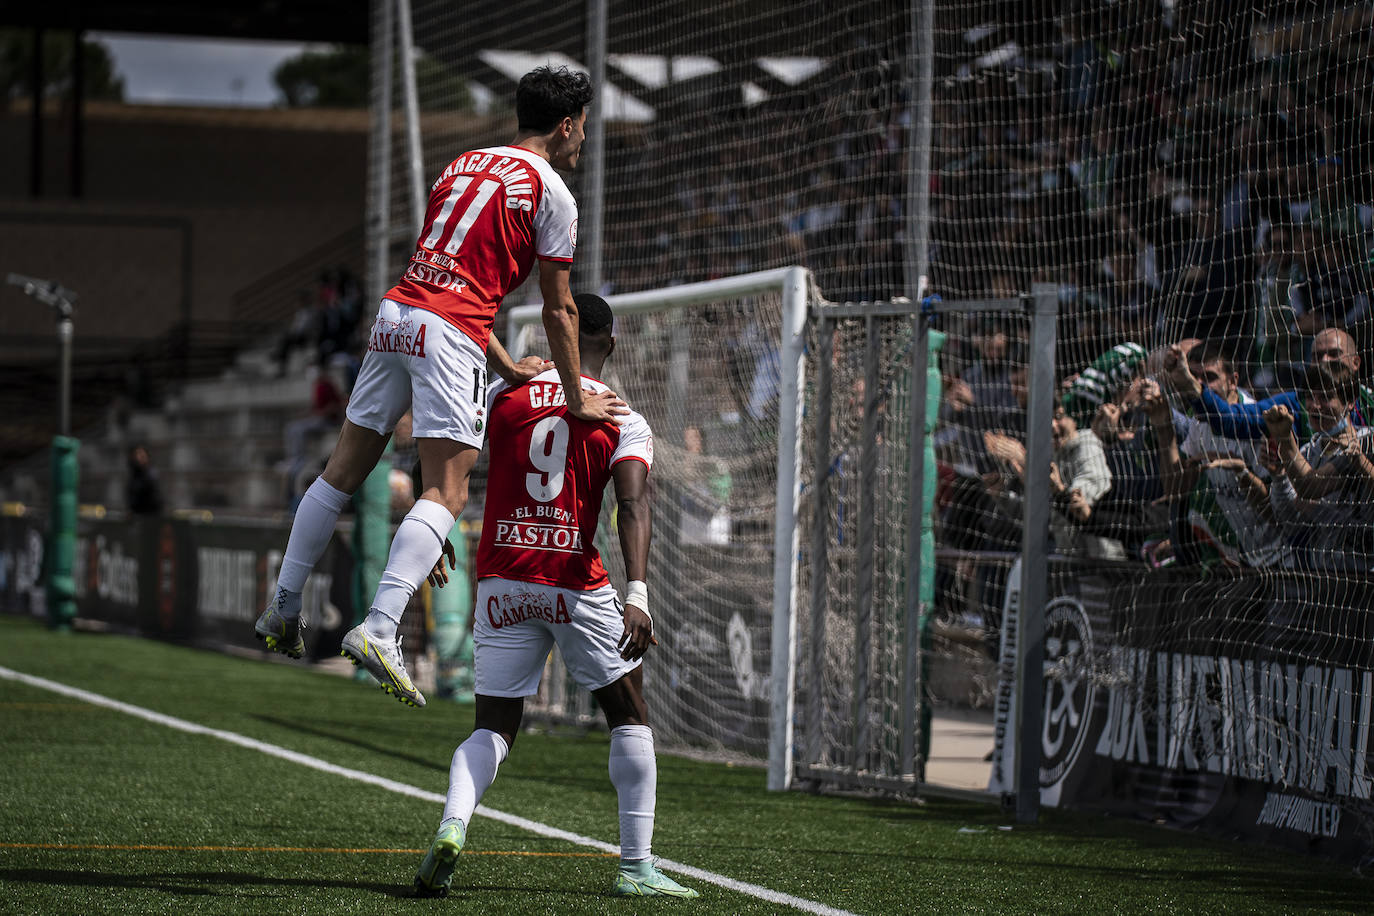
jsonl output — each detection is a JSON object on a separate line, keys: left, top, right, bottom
{"left": 516, "top": 65, "right": 593, "bottom": 133}
{"left": 574, "top": 292, "right": 614, "bottom": 336}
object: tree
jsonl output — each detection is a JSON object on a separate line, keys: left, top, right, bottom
{"left": 274, "top": 44, "right": 370, "bottom": 108}
{"left": 0, "top": 29, "right": 125, "bottom": 104}
{"left": 274, "top": 44, "right": 471, "bottom": 111}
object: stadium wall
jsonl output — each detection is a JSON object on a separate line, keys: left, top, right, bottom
{"left": 0, "top": 101, "right": 369, "bottom": 345}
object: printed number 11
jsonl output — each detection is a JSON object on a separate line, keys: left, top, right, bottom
{"left": 422, "top": 177, "right": 500, "bottom": 255}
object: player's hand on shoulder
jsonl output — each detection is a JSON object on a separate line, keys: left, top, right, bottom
{"left": 507, "top": 356, "right": 553, "bottom": 385}
{"left": 569, "top": 387, "right": 629, "bottom": 425}
{"left": 617, "top": 604, "right": 657, "bottom": 662}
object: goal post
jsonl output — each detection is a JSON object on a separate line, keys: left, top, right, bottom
{"left": 506, "top": 266, "right": 812, "bottom": 790}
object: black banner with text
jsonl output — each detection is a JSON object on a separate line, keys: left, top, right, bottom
{"left": 989, "top": 560, "right": 1374, "bottom": 865}
{"left": 0, "top": 512, "right": 356, "bottom": 661}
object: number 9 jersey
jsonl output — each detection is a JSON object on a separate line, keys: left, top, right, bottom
{"left": 475, "top": 369, "right": 654, "bottom": 590}
{"left": 384, "top": 146, "right": 578, "bottom": 351}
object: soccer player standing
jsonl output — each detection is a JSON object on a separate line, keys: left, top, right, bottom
{"left": 413, "top": 294, "right": 698, "bottom": 899}
{"left": 254, "top": 66, "right": 626, "bottom": 707}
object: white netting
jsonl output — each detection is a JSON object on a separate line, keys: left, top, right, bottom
{"left": 916, "top": 3, "right": 1374, "bottom": 852}
{"left": 795, "top": 308, "right": 923, "bottom": 784}
{"left": 372, "top": 0, "right": 1374, "bottom": 849}
{"left": 505, "top": 278, "right": 799, "bottom": 760}
{"left": 373, "top": 0, "right": 916, "bottom": 304}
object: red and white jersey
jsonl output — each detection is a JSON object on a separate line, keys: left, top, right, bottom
{"left": 476, "top": 369, "right": 653, "bottom": 590}
{"left": 384, "top": 146, "right": 578, "bottom": 350}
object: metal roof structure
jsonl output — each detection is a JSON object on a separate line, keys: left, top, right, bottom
{"left": 0, "top": 0, "right": 368, "bottom": 44}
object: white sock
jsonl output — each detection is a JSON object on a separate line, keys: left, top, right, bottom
{"left": 441, "top": 728, "right": 509, "bottom": 828}
{"left": 609, "top": 724, "right": 657, "bottom": 864}
{"left": 363, "top": 498, "right": 455, "bottom": 641}
{"left": 277, "top": 477, "right": 351, "bottom": 607}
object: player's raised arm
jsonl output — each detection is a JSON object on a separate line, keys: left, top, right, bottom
{"left": 613, "top": 458, "right": 655, "bottom": 661}
{"left": 539, "top": 260, "right": 627, "bottom": 424}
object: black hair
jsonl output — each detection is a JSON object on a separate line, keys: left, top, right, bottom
{"left": 516, "top": 66, "right": 593, "bottom": 134}
{"left": 575, "top": 292, "right": 614, "bottom": 335}
{"left": 1196, "top": 342, "right": 1235, "bottom": 377}
{"left": 575, "top": 292, "right": 614, "bottom": 358}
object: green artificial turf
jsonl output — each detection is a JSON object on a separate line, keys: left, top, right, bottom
{"left": 0, "top": 615, "right": 1368, "bottom": 915}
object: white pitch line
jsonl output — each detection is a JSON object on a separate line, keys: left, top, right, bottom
{"left": 0, "top": 665, "right": 859, "bottom": 916}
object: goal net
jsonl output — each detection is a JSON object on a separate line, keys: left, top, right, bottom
{"left": 507, "top": 274, "right": 942, "bottom": 795}
{"left": 369, "top": 0, "right": 1374, "bottom": 859}
{"left": 916, "top": 3, "right": 1374, "bottom": 859}
{"left": 505, "top": 270, "right": 811, "bottom": 772}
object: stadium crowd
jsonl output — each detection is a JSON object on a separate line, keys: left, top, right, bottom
{"left": 580, "top": 6, "right": 1374, "bottom": 582}
{"left": 596, "top": 6, "right": 1370, "bottom": 351}
{"left": 919, "top": 7, "right": 1373, "bottom": 579}
{"left": 935, "top": 328, "right": 1374, "bottom": 575}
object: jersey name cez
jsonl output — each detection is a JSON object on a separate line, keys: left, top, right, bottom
{"left": 527, "top": 383, "right": 566, "bottom": 409}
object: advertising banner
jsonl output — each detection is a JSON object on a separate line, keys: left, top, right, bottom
{"left": 0, "top": 513, "right": 47, "bottom": 620}
{"left": 188, "top": 518, "right": 354, "bottom": 659}
{"left": 0, "top": 512, "right": 355, "bottom": 662}
{"left": 990, "top": 560, "right": 1374, "bottom": 864}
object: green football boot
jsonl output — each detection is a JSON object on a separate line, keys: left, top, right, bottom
{"left": 611, "top": 860, "right": 700, "bottom": 898}
{"left": 414, "top": 819, "right": 465, "bottom": 897}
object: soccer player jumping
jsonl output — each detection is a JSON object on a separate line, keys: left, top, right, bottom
{"left": 254, "top": 66, "right": 626, "bottom": 707}
{"left": 414, "top": 294, "right": 698, "bottom": 899}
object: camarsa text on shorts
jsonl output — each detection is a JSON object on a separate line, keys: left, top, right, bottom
{"left": 485, "top": 589, "right": 572, "bottom": 628}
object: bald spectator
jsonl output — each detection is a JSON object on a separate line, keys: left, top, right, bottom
{"left": 1168, "top": 327, "right": 1374, "bottom": 441}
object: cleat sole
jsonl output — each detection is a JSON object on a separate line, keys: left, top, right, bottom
{"left": 256, "top": 631, "right": 303, "bottom": 659}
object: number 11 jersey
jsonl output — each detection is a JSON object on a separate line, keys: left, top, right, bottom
{"left": 384, "top": 146, "right": 578, "bottom": 351}
{"left": 476, "top": 369, "right": 654, "bottom": 590}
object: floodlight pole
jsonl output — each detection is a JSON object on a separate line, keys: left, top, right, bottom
{"left": 8, "top": 273, "right": 79, "bottom": 631}
{"left": 8, "top": 274, "right": 75, "bottom": 434}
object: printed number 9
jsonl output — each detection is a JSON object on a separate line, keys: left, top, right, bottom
{"left": 526, "top": 416, "right": 568, "bottom": 501}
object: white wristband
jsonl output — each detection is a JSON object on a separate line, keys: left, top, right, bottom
{"left": 625, "top": 580, "right": 650, "bottom": 628}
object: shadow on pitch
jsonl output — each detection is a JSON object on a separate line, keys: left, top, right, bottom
{"left": 423, "top": 883, "right": 611, "bottom": 902}
{"left": 0, "top": 867, "right": 406, "bottom": 897}
{"left": 249, "top": 713, "right": 443, "bottom": 773}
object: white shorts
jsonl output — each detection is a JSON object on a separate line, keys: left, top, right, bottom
{"left": 474, "top": 577, "right": 640, "bottom": 697}
{"left": 346, "top": 299, "right": 488, "bottom": 446}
